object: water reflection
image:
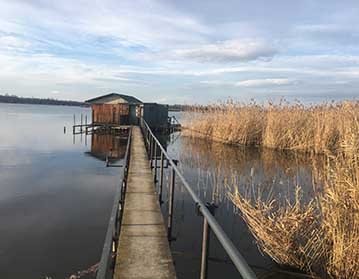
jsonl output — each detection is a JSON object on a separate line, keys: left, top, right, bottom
{"left": 0, "top": 104, "right": 125, "bottom": 279}
{"left": 177, "top": 136, "right": 325, "bottom": 203}
{"left": 0, "top": 104, "right": 324, "bottom": 279}
{"left": 161, "top": 132, "right": 324, "bottom": 279}
{"left": 85, "top": 133, "right": 127, "bottom": 162}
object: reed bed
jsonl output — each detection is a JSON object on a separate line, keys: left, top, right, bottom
{"left": 183, "top": 100, "right": 359, "bottom": 278}
{"left": 183, "top": 100, "right": 359, "bottom": 154}
{"left": 229, "top": 118, "right": 358, "bottom": 278}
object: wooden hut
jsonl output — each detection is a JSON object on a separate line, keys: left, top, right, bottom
{"left": 85, "top": 93, "right": 142, "bottom": 125}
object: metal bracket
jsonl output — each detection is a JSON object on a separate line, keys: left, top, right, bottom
{"left": 206, "top": 202, "right": 217, "bottom": 216}
{"left": 196, "top": 202, "right": 217, "bottom": 217}
{"left": 195, "top": 202, "right": 202, "bottom": 216}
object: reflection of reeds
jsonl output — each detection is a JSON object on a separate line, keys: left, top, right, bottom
{"left": 228, "top": 156, "right": 359, "bottom": 278}
{"left": 224, "top": 102, "right": 359, "bottom": 278}
{"left": 178, "top": 135, "right": 323, "bottom": 202}
{"left": 228, "top": 186, "right": 327, "bottom": 276}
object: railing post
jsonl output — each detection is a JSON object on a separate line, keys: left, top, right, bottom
{"left": 167, "top": 160, "right": 178, "bottom": 241}
{"left": 200, "top": 203, "right": 216, "bottom": 279}
{"left": 149, "top": 136, "right": 153, "bottom": 165}
{"left": 200, "top": 217, "right": 210, "bottom": 279}
{"left": 147, "top": 130, "right": 150, "bottom": 153}
{"left": 159, "top": 151, "right": 164, "bottom": 203}
{"left": 154, "top": 143, "right": 157, "bottom": 182}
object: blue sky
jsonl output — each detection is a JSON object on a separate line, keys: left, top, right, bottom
{"left": 0, "top": 0, "right": 358, "bottom": 103}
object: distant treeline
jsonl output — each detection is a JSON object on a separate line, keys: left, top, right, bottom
{"left": 0, "top": 94, "right": 89, "bottom": 107}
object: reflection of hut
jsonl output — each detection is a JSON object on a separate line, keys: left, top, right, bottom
{"left": 87, "top": 133, "right": 127, "bottom": 161}
{"left": 85, "top": 93, "right": 142, "bottom": 125}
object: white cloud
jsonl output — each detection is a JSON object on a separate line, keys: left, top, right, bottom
{"left": 294, "top": 24, "right": 359, "bottom": 45}
{"left": 0, "top": 35, "right": 31, "bottom": 52}
{"left": 200, "top": 78, "right": 295, "bottom": 87}
{"left": 174, "top": 39, "right": 277, "bottom": 63}
{"left": 0, "top": 0, "right": 210, "bottom": 50}
{"left": 0, "top": 0, "right": 358, "bottom": 103}
{"left": 236, "top": 78, "right": 295, "bottom": 87}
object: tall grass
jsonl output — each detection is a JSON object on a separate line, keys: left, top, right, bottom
{"left": 184, "top": 100, "right": 359, "bottom": 154}
{"left": 184, "top": 100, "right": 359, "bottom": 278}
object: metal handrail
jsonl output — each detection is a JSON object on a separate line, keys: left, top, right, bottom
{"left": 140, "top": 119, "right": 257, "bottom": 279}
{"left": 96, "top": 127, "right": 132, "bottom": 279}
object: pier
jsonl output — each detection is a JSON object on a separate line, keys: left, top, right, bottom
{"left": 72, "top": 93, "right": 256, "bottom": 279}
{"left": 92, "top": 119, "right": 257, "bottom": 279}
{"left": 113, "top": 127, "right": 176, "bottom": 278}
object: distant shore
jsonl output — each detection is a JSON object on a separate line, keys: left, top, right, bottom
{"left": 0, "top": 94, "right": 89, "bottom": 107}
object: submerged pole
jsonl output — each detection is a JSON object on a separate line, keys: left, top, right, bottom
{"left": 85, "top": 115, "right": 88, "bottom": 135}
{"left": 73, "top": 114, "right": 76, "bottom": 134}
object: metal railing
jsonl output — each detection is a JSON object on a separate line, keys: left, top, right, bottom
{"left": 96, "top": 127, "right": 132, "bottom": 279}
{"left": 140, "top": 119, "right": 257, "bottom": 279}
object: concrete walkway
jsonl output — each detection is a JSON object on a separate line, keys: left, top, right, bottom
{"left": 114, "top": 127, "right": 176, "bottom": 279}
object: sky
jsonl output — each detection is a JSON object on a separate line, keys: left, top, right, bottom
{"left": 0, "top": 0, "right": 358, "bottom": 104}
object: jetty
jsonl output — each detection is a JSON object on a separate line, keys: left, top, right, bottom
{"left": 113, "top": 127, "right": 176, "bottom": 278}
{"left": 73, "top": 93, "right": 257, "bottom": 279}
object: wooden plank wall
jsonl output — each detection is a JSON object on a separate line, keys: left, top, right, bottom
{"left": 92, "top": 104, "right": 129, "bottom": 124}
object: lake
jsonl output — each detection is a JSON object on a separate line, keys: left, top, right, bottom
{"left": 0, "top": 104, "right": 318, "bottom": 278}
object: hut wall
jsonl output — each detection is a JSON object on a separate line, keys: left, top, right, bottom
{"left": 92, "top": 104, "right": 129, "bottom": 124}
{"left": 142, "top": 103, "right": 169, "bottom": 129}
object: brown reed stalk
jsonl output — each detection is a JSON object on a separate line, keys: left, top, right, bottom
{"left": 183, "top": 100, "right": 359, "bottom": 154}
{"left": 188, "top": 100, "right": 359, "bottom": 278}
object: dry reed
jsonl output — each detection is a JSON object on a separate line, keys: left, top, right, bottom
{"left": 185, "top": 100, "right": 359, "bottom": 278}
{"left": 183, "top": 100, "right": 359, "bottom": 154}
{"left": 228, "top": 187, "right": 327, "bottom": 275}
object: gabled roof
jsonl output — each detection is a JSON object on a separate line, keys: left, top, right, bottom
{"left": 85, "top": 93, "right": 143, "bottom": 104}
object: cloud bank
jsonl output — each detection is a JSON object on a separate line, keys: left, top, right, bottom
{"left": 175, "top": 39, "right": 277, "bottom": 63}
{"left": 0, "top": 0, "right": 358, "bottom": 103}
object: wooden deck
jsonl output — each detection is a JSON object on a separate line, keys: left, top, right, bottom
{"left": 114, "top": 127, "right": 176, "bottom": 279}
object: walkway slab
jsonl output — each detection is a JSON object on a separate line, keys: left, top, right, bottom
{"left": 114, "top": 127, "right": 176, "bottom": 279}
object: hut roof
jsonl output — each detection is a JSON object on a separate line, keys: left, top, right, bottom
{"left": 85, "top": 93, "right": 143, "bottom": 104}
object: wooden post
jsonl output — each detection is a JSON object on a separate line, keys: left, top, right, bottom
{"left": 73, "top": 114, "right": 76, "bottom": 134}
{"left": 85, "top": 115, "right": 88, "bottom": 135}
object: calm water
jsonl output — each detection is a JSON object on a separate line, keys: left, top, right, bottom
{"left": 161, "top": 125, "right": 319, "bottom": 279}
{"left": 0, "top": 104, "right": 318, "bottom": 278}
{"left": 0, "top": 103, "right": 124, "bottom": 279}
